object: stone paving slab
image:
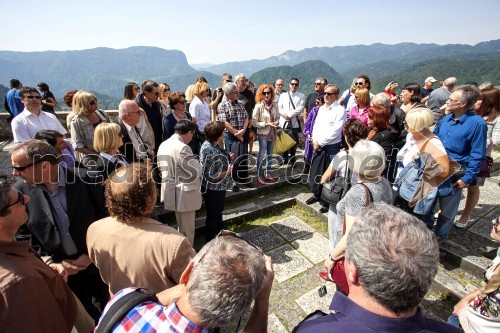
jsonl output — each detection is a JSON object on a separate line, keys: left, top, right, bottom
{"left": 468, "top": 217, "right": 495, "bottom": 240}
{"left": 270, "top": 216, "right": 315, "bottom": 242}
{"left": 291, "top": 232, "right": 330, "bottom": 264}
{"left": 243, "top": 226, "right": 286, "bottom": 252}
{"left": 295, "top": 283, "right": 337, "bottom": 315}
{"left": 268, "top": 313, "right": 288, "bottom": 333}
{"left": 439, "top": 239, "right": 491, "bottom": 277}
{"left": 267, "top": 244, "right": 313, "bottom": 283}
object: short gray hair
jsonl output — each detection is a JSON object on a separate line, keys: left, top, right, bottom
{"left": 10, "top": 140, "right": 58, "bottom": 164}
{"left": 234, "top": 73, "right": 247, "bottom": 84}
{"left": 372, "top": 93, "right": 391, "bottom": 109}
{"left": 455, "top": 84, "right": 481, "bottom": 109}
{"left": 349, "top": 140, "right": 386, "bottom": 178}
{"left": 444, "top": 77, "right": 457, "bottom": 89}
{"left": 222, "top": 82, "right": 237, "bottom": 96}
{"left": 345, "top": 203, "right": 439, "bottom": 316}
{"left": 118, "top": 99, "right": 138, "bottom": 119}
{"left": 478, "top": 81, "right": 494, "bottom": 91}
{"left": 186, "top": 235, "right": 266, "bottom": 327}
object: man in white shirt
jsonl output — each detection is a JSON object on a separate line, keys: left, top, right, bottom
{"left": 11, "top": 87, "right": 67, "bottom": 142}
{"left": 306, "top": 84, "right": 346, "bottom": 208}
{"left": 278, "top": 77, "right": 305, "bottom": 164}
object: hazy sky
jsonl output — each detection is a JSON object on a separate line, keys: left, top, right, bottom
{"left": 2, "top": 0, "right": 499, "bottom": 65}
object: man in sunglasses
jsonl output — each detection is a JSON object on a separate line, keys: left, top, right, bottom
{"left": 95, "top": 231, "right": 274, "bottom": 333}
{"left": 0, "top": 181, "right": 81, "bottom": 332}
{"left": 11, "top": 139, "right": 109, "bottom": 322}
{"left": 135, "top": 80, "right": 163, "bottom": 153}
{"left": 278, "top": 77, "right": 305, "bottom": 165}
{"left": 10, "top": 86, "right": 68, "bottom": 142}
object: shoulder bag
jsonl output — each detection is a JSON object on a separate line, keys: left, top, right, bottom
{"left": 321, "top": 152, "right": 351, "bottom": 205}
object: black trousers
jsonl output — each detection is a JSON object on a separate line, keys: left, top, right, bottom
{"left": 202, "top": 188, "right": 226, "bottom": 242}
{"left": 68, "top": 265, "right": 110, "bottom": 323}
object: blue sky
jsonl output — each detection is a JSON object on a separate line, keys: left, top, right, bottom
{"left": 2, "top": 0, "right": 499, "bottom": 65}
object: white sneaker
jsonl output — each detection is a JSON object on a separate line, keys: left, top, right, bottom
{"left": 455, "top": 219, "right": 471, "bottom": 228}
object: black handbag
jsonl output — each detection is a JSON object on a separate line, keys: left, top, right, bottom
{"left": 321, "top": 152, "right": 351, "bottom": 205}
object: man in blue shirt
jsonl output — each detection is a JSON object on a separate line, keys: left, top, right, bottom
{"left": 5, "top": 79, "right": 24, "bottom": 120}
{"left": 293, "top": 204, "right": 460, "bottom": 333}
{"left": 422, "top": 85, "right": 486, "bottom": 237}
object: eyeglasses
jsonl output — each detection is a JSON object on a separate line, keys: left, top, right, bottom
{"left": 355, "top": 82, "right": 365, "bottom": 86}
{"left": 448, "top": 98, "right": 461, "bottom": 104}
{"left": 262, "top": 91, "right": 272, "bottom": 95}
{"left": 11, "top": 159, "right": 45, "bottom": 171}
{"left": 0, "top": 190, "right": 25, "bottom": 212}
{"left": 290, "top": 83, "right": 299, "bottom": 86}
{"left": 324, "top": 92, "right": 336, "bottom": 96}
{"left": 90, "top": 99, "right": 98, "bottom": 105}
{"left": 26, "top": 95, "right": 42, "bottom": 100}
{"left": 276, "top": 83, "right": 283, "bottom": 86}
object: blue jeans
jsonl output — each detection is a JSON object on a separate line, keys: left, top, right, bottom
{"left": 447, "top": 314, "right": 461, "bottom": 328}
{"left": 422, "top": 186, "right": 462, "bottom": 239}
{"left": 257, "top": 136, "right": 274, "bottom": 177}
{"left": 224, "top": 132, "right": 249, "bottom": 184}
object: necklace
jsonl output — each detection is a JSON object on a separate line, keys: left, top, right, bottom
{"left": 174, "top": 111, "right": 186, "bottom": 120}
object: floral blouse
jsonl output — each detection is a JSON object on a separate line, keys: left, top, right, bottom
{"left": 199, "top": 141, "right": 235, "bottom": 191}
{"left": 471, "top": 254, "right": 500, "bottom": 318}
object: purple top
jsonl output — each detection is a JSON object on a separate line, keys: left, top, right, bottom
{"left": 293, "top": 292, "right": 461, "bottom": 333}
{"left": 303, "top": 106, "right": 320, "bottom": 163}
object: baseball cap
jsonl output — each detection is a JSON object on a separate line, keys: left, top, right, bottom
{"left": 425, "top": 76, "right": 437, "bottom": 83}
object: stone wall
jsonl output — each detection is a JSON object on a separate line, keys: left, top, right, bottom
{"left": 0, "top": 110, "right": 119, "bottom": 140}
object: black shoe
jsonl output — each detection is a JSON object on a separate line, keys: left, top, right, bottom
{"left": 319, "top": 206, "right": 329, "bottom": 213}
{"left": 244, "top": 182, "right": 255, "bottom": 188}
{"left": 305, "top": 196, "right": 319, "bottom": 205}
{"left": 231, "top": 185, "right": 240, "bottom": 192}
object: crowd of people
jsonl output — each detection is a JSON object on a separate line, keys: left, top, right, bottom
{"left": 1, "top": 72, "right": 499, "bottom": 332}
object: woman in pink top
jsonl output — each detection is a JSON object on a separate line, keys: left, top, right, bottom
{"left": 349, "top": 88, "right": 371, "bottom": 126}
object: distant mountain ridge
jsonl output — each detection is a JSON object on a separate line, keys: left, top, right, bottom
{"left": 202, "top": 40, "right": 500, "bottom": 76}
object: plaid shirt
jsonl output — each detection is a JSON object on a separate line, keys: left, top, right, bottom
{"left": 199, "top": 141, "right": 235, "bottom": 191}
{"left": 217, "top": 99, "right": 249, "bottom": 130}
{"left": 98, "top": 288, "right": 212, "bottom": 333}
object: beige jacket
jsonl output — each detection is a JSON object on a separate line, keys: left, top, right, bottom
{"left": 157, "top": 133, "right": 202, "bottom": 212}
{"left": 252, "top": 102, "right": 280, "bottom": 135}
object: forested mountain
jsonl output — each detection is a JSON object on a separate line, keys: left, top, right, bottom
{"left": 249, "top": 60, "right": 347, "bottom": 96}
{"left": 203, "top": 40, "right": 500, "bottom": 76}
{"left": 370, "top": 59, "right": 500, "bottom": 93}
{"left": 0, "top": 46, "right": 198, "bottom": 98}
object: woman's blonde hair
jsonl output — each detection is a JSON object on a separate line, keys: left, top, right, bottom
{"left": 93, "top": 122, "right": 121, "bottom": 153}
{"left": 355, "top": 88, "right": 371, "bottom": 106}
{"left": 72, "top": 90, "right": 96, "bottom": 116}
{"left": 405, "top": 107, "right": 434, "bottom": 132}
{"left": 193, "top": 81, "right": 209, "bottom": 98}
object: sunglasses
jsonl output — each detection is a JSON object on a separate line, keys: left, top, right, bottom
{"left": 178, "top": 100, "right": 187, "bottom": 104}
{"left": 355, "top": 82, "right": 365, "bottom": 86}
{"left": 0, "top": 190, "right": 25, "bottom": 212}
{"left": 290, "top": 83, "right": 299, "bottom": 86}
{"left": 90, "top": 99, "right": 98, "bottom": 105}
{"left": 324, "top": 92, "right": 336, "bottom": 96}
{"left": 315, "top": 82, "right": 323, "bottom": 86}
{"left": 26, "top": 95, "right": 42, "bottom": 100}
{"left": 12, "top": 159, "right": 45, "bottom": 171}
{"left": 262, "top": 91, "right": 272, "bottom": 95}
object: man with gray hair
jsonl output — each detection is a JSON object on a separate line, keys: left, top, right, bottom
{"left": 95, "top": 231, "right": 274, "bottom": 333}
{"left": 117, "top": 99, "right": 154, "bottom": 163}
{"left": 294, "top": 203, "right": 461, "bottom": 333}
{"left": 427, "top": 77, "right": 457, "bottom": 123}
